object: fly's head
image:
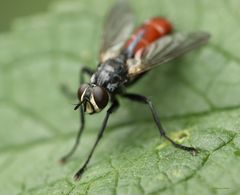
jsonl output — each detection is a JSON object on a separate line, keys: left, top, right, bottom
{"left": 75, "top": 84, "right": 109, "bottom": 114}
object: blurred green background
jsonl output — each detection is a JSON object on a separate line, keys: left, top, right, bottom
{"left": 1, "top": 0, "right": 240, "bottom": 194}
{"left": 0, "top": 0, "right": 56, "bottom": 32}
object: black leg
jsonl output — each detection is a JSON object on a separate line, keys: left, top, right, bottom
{"left": 79, "top": 67, "right": 94, "bottom": 84}
{"left": 74, "top": 99, "right": 119, "bottom": 180}
{"left": 121, "top": 93, "right": 197, "bottom": 155}
{"left": 60, "top": 105, "right": 85, "bottom": 163}
{"left": 61, "top": 67, "right": 94, "bottom": 99}
{"left": 60, "top": 67, "right": 94, "bottom": 163}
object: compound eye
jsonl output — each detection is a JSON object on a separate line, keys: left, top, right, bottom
{"left": 77, "top": 84, "right": 89, "bottom": 101}
{"left": 92, "top": 86, "right": 109, "bottom": 109}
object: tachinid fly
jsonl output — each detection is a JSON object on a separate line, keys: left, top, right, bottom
{"left": 60, "top": 0, "right": 210, "bottom": 180}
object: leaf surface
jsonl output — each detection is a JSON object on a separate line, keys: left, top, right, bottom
{"left": 0, "top": 0, "right": 240, "bottom": 194}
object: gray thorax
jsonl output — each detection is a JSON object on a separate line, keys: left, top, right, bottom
{"left": 90, "top": 57, "right": 127, "bottom": 92}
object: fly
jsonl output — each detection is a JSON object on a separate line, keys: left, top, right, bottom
{"left": 60, "top": 0, "right": 210, "bottom": 180}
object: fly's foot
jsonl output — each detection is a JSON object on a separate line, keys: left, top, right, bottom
{"left": 170, "top": 140, "right": 198, "bottom": 156}
{"left": 59, "top": 157, "right": 67, "bottom": 165}
{"left": 74, "top": 166, "right": 86, "bottom": 181}
{"left": 187, "top": 147, "right": 198, "bottom": 156}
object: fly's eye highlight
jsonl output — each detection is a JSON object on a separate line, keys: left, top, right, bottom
{"left": 92, "top": 86, "right": 109, "bottom": 109}
{"left": 77, "top": 84, "right": 89, "bottom": 101}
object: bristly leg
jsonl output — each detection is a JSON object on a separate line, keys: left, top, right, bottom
{"left": 60, "top": 105, "right": 85, "bottom": 163}
{"left": 59, "top": 67, "right": 94, "bottom": 163}
{"left": 74, "top": 99, "right": 119, "bottom": 180}
{"left": 79, "top": 67, "right": 94, "bottom": 84}
{"left": 60, "top": 67, "right": 94, "bottom": 100}
{"left": 121, "top": 93, "right": 198, "bottom": 155}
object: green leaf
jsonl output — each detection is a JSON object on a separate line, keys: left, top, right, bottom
{"left": 1, "top": 0, "right": 240, "bottom": 194}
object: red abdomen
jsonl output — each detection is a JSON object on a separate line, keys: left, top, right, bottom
{"left": 124, "top": 17, "right": 172, "bottom": 55}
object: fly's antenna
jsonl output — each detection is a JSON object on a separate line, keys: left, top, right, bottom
{"left": 74, "top": 101, "right": 84, "bottom": 110}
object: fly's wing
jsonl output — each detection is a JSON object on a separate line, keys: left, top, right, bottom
{"left": 127, "top": 32, "right": 210, "bottom": 76}
{"left": 100, "top": 0, "right": 134, "bottom": 62}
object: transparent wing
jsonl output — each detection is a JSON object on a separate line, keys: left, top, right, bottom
{"left": 100, "top": 0, "right": 135, "bottom": 62}
{"left": 127, "top": 32, "right": 210, "bottom": 76}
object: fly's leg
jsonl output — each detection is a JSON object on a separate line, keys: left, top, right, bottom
{"left": 79, "top": 67, "right": 94, "bottom": 84}
{"left": 60, "top": 67, "right": 94, "bottom": 99}
{"left": 121, "top": 93, "right": 197, "bottom": 155}
{"left": 60, "top": 67, "right": 94, "bottom": 163}
{"left": 74, "top": 99, "right": 119, "bottom": 180}
{"left": 60, "top": 105, "right": 85, "bottom": 163}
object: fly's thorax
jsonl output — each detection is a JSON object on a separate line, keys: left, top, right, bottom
{"left": 77, "top": 84, "right": 109, "bottom": 114}
{"left": 91, "top": 57, "right": 128, "bottom": 92}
